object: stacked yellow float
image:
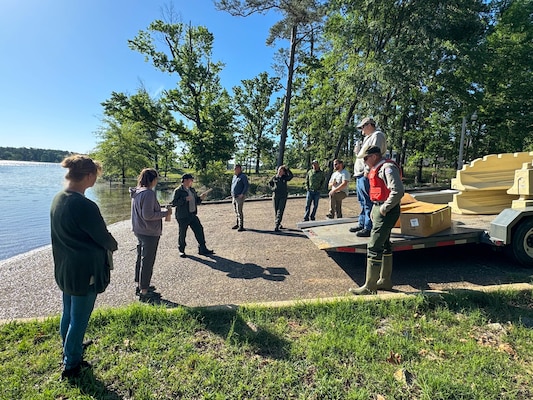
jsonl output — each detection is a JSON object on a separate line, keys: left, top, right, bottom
{"left": 449, "top": 152, "right": 533, "bottom": 214}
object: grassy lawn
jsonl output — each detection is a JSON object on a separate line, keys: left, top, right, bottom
{"left": 1, "top": 290, "right": 533, "bottom": 399}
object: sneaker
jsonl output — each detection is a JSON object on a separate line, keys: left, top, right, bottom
{"left": 198, "top": 248, "right": 214, "bottom": 255}
{"left": 179, "top": 251, "right": 186, "bottom": 258}
{"left": 349, "top": 226, "right": 364, "bottom": 233}
{"left": 302, "top": 218, "right": 309, "bottom": 222}
{"left": 274, "top": 227, "right": 281, "bottom": 232}
{"left": 139, "top": 291, "right": 161, "bottom": 304}
{"left": 231, "top": 224, "right": 239, "bottom": 229}
{"left": 356, "top": 228, "right": 371, "bottom": 237}
{"left": 326, "top": 214, "right": 334, "bottom": 219}
{"left": 237, "top": 227, "right": 246, "bottom": 232}
{"left": 135, "top": 285, "right": 156, "bottom": 296}
{"left": 61, "top": 360, "right": 91, "bottom": 380}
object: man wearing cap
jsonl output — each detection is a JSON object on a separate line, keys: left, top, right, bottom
{"left": 303, "top": 160, "right": 325, "bottom": 222}
{"left": 326, "top": 159, "right": 350, "bottom": 219}
{"left": 171, "top": 174, "right": 214, "bottom": 257}
{"left": 351, "top": 117, "right": 387, "bottom": 237}
{"left": 350, "top": 145, "right": 404, "bottom": 295}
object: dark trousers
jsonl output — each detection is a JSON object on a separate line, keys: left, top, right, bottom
{"left": 304, "top": 190, "right": 320, "bottom": 221}
{"left": 367, "top": 204, "right": 400, "bottom": 261}
{"left": 178, "top": 214, "right": 206, "bottom": 252}
{"left": 135, "top": 233, "right": 160, "bottom": 290}
{"left": 273, "top": 194, "right": 288, "bottom": 227}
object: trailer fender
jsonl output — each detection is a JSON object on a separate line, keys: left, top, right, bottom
{"left": 489, "top": 207, "right": 533, "bottom": 244}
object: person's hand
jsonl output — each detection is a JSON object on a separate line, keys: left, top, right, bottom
{"left": 186, "top": 195, "right": 192, "bottom": 201}
{"left": 200, "top": 193, "right": 207, "bottom": 200}
{"left": 329, "top": 189, "right": 336, "bottom": 197}
{"left": 167, "top": 206, "right": 172, "bottom": 215}
{"left": 239, "top": 194, "right": 244, "bottom": 199}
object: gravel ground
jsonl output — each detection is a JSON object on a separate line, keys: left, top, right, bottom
{"left": 1, "top": 196, "right": 532, "bottom": 321}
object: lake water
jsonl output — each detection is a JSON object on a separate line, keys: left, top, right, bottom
{"left": 0, "top": 161, "right": 173, "bottom": 261}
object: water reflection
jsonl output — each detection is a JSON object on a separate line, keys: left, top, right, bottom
{"left": 87, "top": 182, "right": 174, "bottom": 224}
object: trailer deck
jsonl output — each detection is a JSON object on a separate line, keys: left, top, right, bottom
{"left": 298, "top": 214, "right": 497, "bottom": 254}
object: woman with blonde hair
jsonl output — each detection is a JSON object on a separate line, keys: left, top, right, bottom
{"left": 51, "top": 154, "right": 118, "bottom": 379}
{"left": 130, "top": 168, "right": 171, "bottom": 303}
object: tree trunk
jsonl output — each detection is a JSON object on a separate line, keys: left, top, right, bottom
{"left": 276, "top": 25, "right": 297, "bottom": 168}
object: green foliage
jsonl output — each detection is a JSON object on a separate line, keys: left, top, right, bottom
{"left": 232, "top": 72, "right": 282, "bottom": 174}
{"left": 91, "top": 120, "right": 152, "bottom": 184}
{"left": 1, "top": 291, "right": 533, "bottom": 398}
{"left": 129, "top": 18, "right": 236, "bottom": 171}
{"left": 195, "top": 161, "right": 232, "bottom": 199}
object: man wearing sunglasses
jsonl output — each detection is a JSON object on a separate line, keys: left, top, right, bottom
{"left": 350, "top": 117, "right": 387, "bottom": 237}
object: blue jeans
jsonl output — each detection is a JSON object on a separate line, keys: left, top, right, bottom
{"left": 304, "top": 191, "right": 320, "bottom": 220}
{"left": 60, "top": 286, "right": 97, "bottom": 370}
{"left": 356, "top": 176, "right": 372, "bottom": 230}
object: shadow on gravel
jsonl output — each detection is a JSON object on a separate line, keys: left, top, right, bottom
{"left": 187, "top": 255, "right": 290, "bottom": 281}
{"left": 244, "top": 228, "right": 307, "bottom": 238}
{"left": 328, "top": 243, "right": 533, "bottom": 290}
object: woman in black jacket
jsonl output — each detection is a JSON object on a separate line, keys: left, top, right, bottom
{"left": 269, "top": 165, "right": 293, "bottom": 232}
{"left": 50, "top": 155, "right": 118, "bottom": 379}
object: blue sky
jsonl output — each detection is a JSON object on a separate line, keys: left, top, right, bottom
{"left": 0, "top": 0, "right": 280, "bottom": 153}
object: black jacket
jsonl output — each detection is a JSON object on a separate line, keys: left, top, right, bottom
{"left": 171, "top": 185, "right": 203, "bottom": 219}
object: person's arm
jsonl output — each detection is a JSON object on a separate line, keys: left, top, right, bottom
{"left": 381, "top": 163, "right": 404, "bottom": 215}
{"left": 140, "top": 191, "right": 167, "bottom": 221}
{"left": 241, "top": 175, "right": 249, "bottom": 195}
{"left": 171, "top": 188, "right": 187, "bottom": 207}
{"left": 77, "top": 200, "right": 118, "bottom": 252}
{"left": 285, "top": 168, "right": 293, "bottom": 181}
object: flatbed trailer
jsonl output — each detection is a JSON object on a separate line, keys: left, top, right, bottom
{"left": 297, "top": 207, "right": 533, "bottom": 267}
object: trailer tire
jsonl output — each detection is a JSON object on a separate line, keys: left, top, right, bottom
{"left": 510, "top": 217, "right": 533, "bottom": 267}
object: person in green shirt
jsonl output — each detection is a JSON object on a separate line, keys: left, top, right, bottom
{"left": 303, "top": 160, "right": 325, "bottom": 221}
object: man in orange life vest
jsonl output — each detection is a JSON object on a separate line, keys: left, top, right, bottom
{"left": 350, "top": 145, "right": 404, "bottom": 295}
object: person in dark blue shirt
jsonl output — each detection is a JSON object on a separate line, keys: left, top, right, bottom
{"left": 230, "top": 164, "right": 249, "bottom": 231}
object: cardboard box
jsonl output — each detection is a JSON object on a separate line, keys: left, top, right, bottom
{"left": 393, "top": 193, "right": 423, "bottom": 228}
{"left": 400, "top": 204, "right": 452, "bottom": 237}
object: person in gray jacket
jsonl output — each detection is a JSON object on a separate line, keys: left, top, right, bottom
{"left": 171, "top": 174, "right": 214, "bottom": 258}
{"left": 130, "top": 168, "right": 171, "bottom": 303}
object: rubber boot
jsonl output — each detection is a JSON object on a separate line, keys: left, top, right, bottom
{"left": 376, "top": 253, "right": 393, "bottom": 290}
{"left": 349, "top": 258, "right": 381, "bottom": 295}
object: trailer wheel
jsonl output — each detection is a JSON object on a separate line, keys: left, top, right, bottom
{"left": 510, "top": 217, "right": 533, "bottom": 267}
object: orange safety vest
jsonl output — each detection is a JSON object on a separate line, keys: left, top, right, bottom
{"left": 368, "top": 160, "right": 401, "bottom": 202}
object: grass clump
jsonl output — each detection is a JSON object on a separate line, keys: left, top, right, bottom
{"left": 1, "top": 290, "right": 533, "bottom": 399}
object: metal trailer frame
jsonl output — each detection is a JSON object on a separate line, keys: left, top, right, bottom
{"left": 298, "top": 208, "right": 533, "bottom": 266}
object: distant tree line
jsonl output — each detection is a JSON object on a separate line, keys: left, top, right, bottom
{"left": 0, "top": 147, "right": 72, "bottom": 163}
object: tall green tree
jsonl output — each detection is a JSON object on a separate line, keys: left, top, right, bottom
{"left": 232, "top": 72, "right": 281, "bottom": 173}
{"left": 215, "top": 0, "right": 326, "bottom": 167}
{"left": 128, "top": 16, "right": 235, "bottom": 171}
{"left": 479, "top": 0, "right": 533, "bottom": 153}
{"left": 101, "top": 87, "right": 178, "bottom": 171}
{"left": 92, "top": 120, "right": 151, "bottom": 183}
